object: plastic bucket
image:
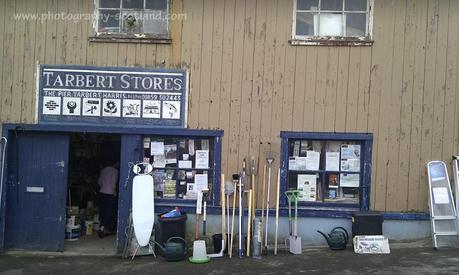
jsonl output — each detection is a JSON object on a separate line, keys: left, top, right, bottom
{"left": 212, "top": 234, "right": 230, "bottom": 253}
{"left": 65, "top": 225, "right": 80, "bottom": 241}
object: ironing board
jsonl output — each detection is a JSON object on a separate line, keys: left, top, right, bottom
{"left": 132, "top": 173, "right": 155, "bottom": 247}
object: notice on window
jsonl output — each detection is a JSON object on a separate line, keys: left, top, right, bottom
{"left": 163, "top": 180, "right": 176, "bottom": 198}
{"left": 185, "top": 183, "right": 197, "bottom": 200}
{"left": 194, "top": 174, "right": 208, "bottom": 193}
{"left": 178, "top": 160, "right": 192, "bottom": 169}
{"left": 165, "top": 144, "right": 177, "bottom": 164}
{"left": 153, "top": 155, "right": 166, "bottom": 168}
{"left": 296, "top": 157, "right": 307, "bottom": 171}
{"left": 340, "top": 173, "right": 360, "bottom": 188}
{"left": 289, "top": 157, "right": 298, "bottom": 170}
{"left": 340, "top": 144, "right": 361, "bottom": 172}
{"left": 151, "top": 141, "right": 164, "bottom": 156}
{"left": 195, "top": 150, "right": 209, "bottom": 169}
{"left": 433, "top": 187, "right": 450, "bottom": 204}
{"left": 326, "top": 152, "right": 340, "bottom": 171}
{"left": 297, "top": 174, "right": 317, "bottom": 202}
{"left": 306, "top": 151, "right": 320, "bottom": 171}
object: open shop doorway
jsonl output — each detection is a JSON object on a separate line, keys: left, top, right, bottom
{"left": 65, "top": 133, "right": 120, "bottom": 255}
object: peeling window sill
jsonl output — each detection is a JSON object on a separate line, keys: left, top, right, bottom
{"left": 290, "top": 38, "right": 374, "bottom": 47}
{"left": 89, "top": 34, "right": 172, "bottom": 44}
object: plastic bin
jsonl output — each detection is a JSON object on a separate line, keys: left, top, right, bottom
{"left": 157, "top": 213, "right": 187, "bottom": 244}
{"left": 212, "top": 234, "right": 230, "bottom": 253}
{"left": 352, "top": 211, "right": 383, "bottom": 237}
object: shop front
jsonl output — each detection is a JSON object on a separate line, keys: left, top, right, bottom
{"left": 0, "top": 65, "right": 223, "bottom": 253}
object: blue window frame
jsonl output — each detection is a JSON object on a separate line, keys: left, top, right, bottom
{"left": 280, "top": 131, "right": 373, "bottom": 211}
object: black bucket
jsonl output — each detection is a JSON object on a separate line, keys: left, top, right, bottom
{"left": 212, "top": 233, "right": 230, "bottom": 253}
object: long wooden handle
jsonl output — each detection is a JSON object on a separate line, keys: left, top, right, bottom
{"left": 260, "top": 165, "right": 266, "bottom": 254}
{"left": 247, "top": 189, "right": 252, "bottom": 257}
{"left": 229, "top": 181, "right": 237, "bottom": 258}
{"left": 221, "top": 174, "right": 226, "bottom": 250}
{"left": 274, "top": 168, "right": 280, "bottom": 255}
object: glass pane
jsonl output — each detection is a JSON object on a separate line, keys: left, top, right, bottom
{"left": 98, "top": 10, "right": 120, "bottom": 32}
{"left": 122, "top": 0, "right": 143, "bottom": 9}
{"left": 318, "top": 13, "right": 344, "bottom": 36}
{"left": 345, "top": 0, "right": 367, "bottom": 11}
{"left": 296, "top": 12, "right": 315, "bottom": 36}
{"left": 321, "top": 0, "right": 343, "bottom": 11}
{"left": 297, "top": 0, "right": 319, "bottom": 10}
{"left": 100, "top": 0, "right": 121, "bottom": 8}
{"left": 143, "top": 10, "right": 168, "bottom": 35}
{"left": 346, "top": 13, "right": 366, "bottom": 37}
{"left": 146, "top": 0, "right": 167, "bottom": 10}
{"left": 121, "top": 11, "right": 143, "bottom": 33}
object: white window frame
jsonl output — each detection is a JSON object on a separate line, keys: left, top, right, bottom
{"left": 291, "top": 0, "right": 374, "bottom": 46}
{"left": 94, "top": 0, "right": 170, "bottom": 38}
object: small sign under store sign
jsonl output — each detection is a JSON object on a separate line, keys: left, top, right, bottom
{"left": 37, "top": 65, "right": 187, "bottom": 127}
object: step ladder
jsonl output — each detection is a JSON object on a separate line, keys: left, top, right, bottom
{"left": 452, "top": 156, "right": 459, "bottom": 214}
{"left": 427, "top": 161, "right": 459, "bottom": 249}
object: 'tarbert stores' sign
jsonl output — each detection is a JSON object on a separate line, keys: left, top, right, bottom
{"left": 38, "top": 65, "right": 187, "bottom": 127}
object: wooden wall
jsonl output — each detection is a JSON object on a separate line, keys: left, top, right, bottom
{"left": 0, "top": 0, "right": 458, "bottom": 212}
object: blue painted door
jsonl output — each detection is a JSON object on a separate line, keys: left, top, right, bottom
{"left": 5, "top": 132, "right": 69, "bottom": 251}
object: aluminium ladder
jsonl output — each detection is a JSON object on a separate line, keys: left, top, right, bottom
{"left": 452, "top": 156, "right": 459, "bottom": 225}
{"left": 427, "top": 161, "right": 459, "bottom": 248}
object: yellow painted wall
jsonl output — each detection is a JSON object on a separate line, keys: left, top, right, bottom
{"left": 0, "top": 0, "right": 458, "bottom": 212}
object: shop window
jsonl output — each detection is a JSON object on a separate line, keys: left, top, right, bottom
{"left": 280, "top": 132, "right": 372, "bottom": 211}
{"left": 94, "top": 0, "right": 169, "bottom": 40}
{"left": 291, "top": 0, "right": 374, "bottom": 46}
{"left": 143, "top": 135, "right": 218, "bottom": 204}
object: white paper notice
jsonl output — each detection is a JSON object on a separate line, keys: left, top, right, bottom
{"left": 153, "top": 155, "right": 166, "bottom": 168}
{"left": 341, "top": 144, "right": 361, "bottom": 159}
{"left": 341, "top": 159, "right": 360, "bottom": 172}
{"left": 195, "top": 150, "right": 209, "bottom": 169}
{"left": 151, "top": 142, "right": 164, "bottom": 156}
{"left": 433, "top": 187, "right": 450, "bottom": 204}
{"left": 195, "top": 174, "right": 208, "bottom": 193}
{"left": 178, "top": 160, "right": 192, "bottom": 169}
{"left": 296, "top": 157, "right": 307, "bottom": 171}
{"left": 326, "top": 152, "right": 340, "bottom": 171}
{"left": 306, "top": 151, "right": 320, "bottom": 171}
{"left": 185, "top": 183, "right": 197, "bottom": 200}
{"left": 297, "top": 174, "right": 317, "bottom": 202}
{"left": 340, "top": 173, "right": 360, "bottom": 187}
{"left": 289, "top": 157, "right": 298, "bottom": 170}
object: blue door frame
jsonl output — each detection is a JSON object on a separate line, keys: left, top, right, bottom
{"left": 0, "top": 124, "right": 223, "bottom": 253}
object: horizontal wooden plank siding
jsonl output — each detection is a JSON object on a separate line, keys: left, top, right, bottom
{"left": 0, "top": 0, "right": 457, "bottom": 212}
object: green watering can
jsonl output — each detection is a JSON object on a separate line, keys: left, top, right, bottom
{"left": 155, "top": 237, "right": 188, "bottom": 261}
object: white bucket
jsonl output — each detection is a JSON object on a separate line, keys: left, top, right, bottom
{"left": 191, "top": 240, "right": 208, "bottom": 261}
{"left": 65, "top": 225, "right": 80, "bottom": 241}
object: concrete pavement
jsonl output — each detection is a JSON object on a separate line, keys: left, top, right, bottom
{"left": 1, "top": 241, "right": 458, "bottom": 275}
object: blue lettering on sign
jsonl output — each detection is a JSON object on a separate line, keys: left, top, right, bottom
{"left": 38, "top": 65, "right": 187, "bottom": 127}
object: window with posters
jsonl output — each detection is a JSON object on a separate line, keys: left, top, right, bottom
{"left": 280, "top": 131, "right": 373, "bottom": 211}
